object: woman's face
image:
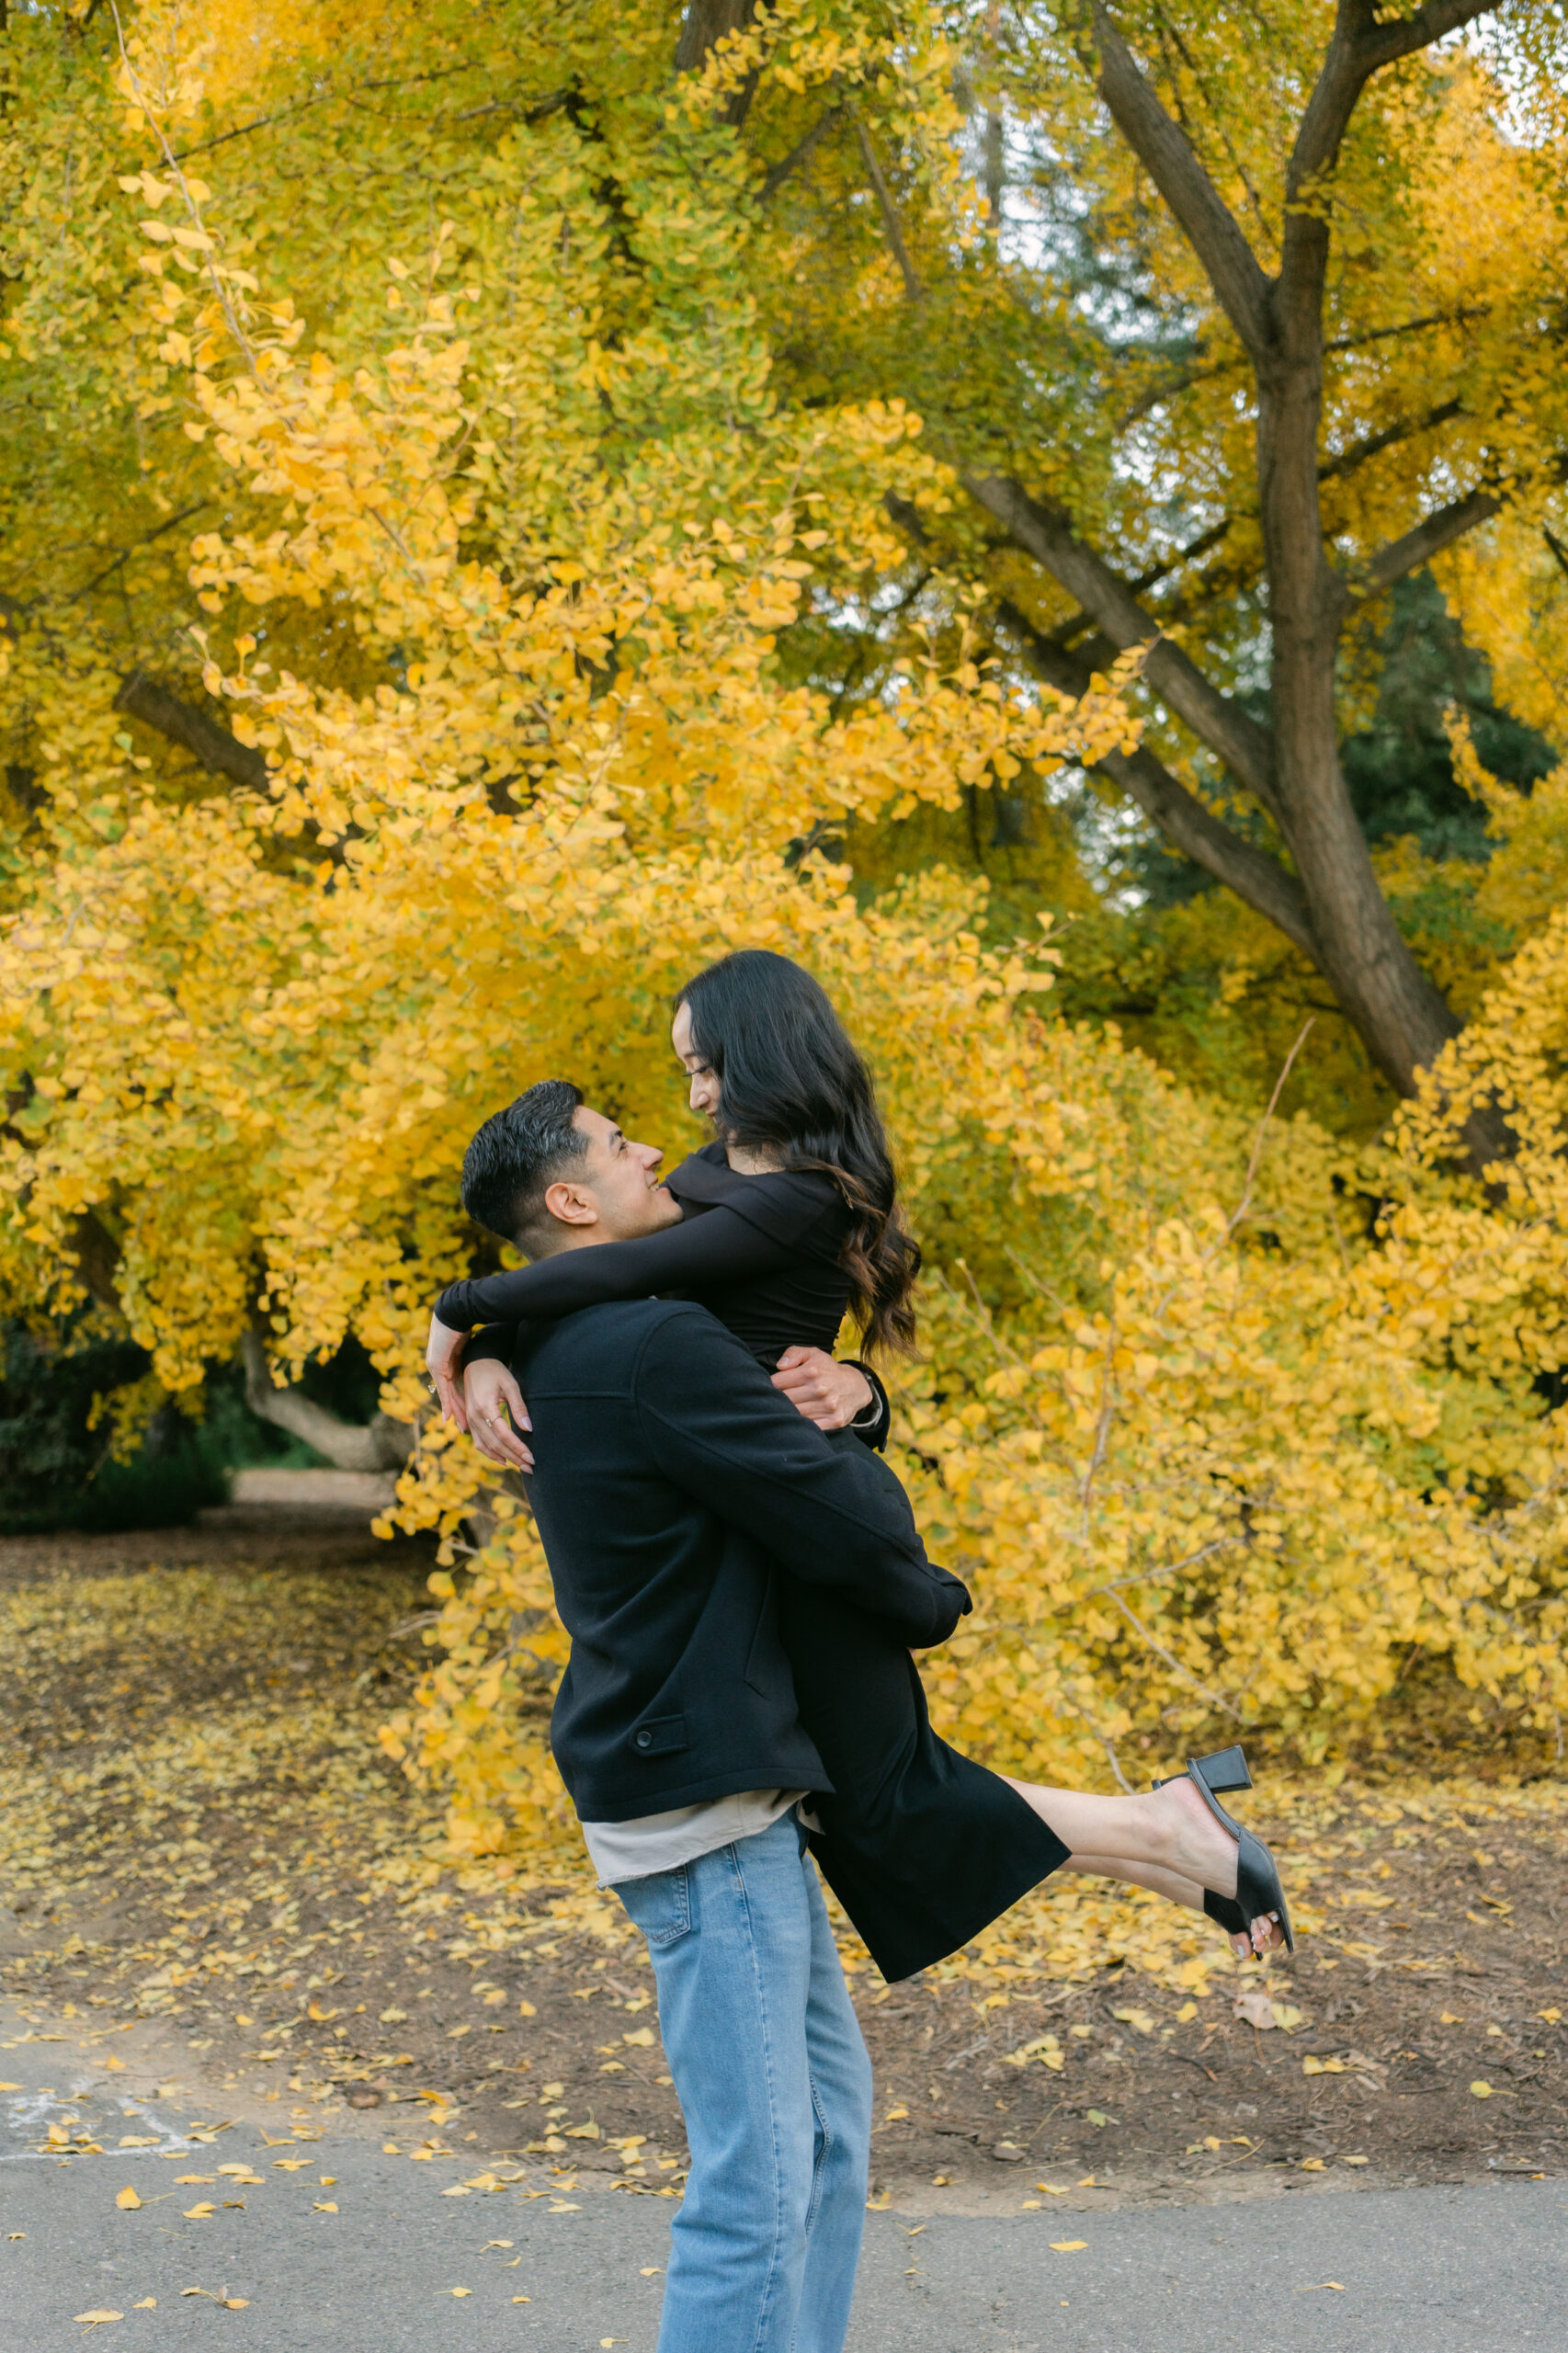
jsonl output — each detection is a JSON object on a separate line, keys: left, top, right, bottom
{"left": 672, "top": 1000, "right": 722, "bottom": 1125}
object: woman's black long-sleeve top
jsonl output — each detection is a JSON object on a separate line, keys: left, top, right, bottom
{"left": 435, "top": 1142, "right": 858, "bottom": 1373}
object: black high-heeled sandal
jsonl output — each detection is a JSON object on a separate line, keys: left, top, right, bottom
{"left": 1154, "top": 1745, "right": 1294, "bottom": 1955}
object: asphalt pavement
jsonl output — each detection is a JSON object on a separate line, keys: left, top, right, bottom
{"left": 4, "top": 2010, "right": 1563, "bottom": 2352}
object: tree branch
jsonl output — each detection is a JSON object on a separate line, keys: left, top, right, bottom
{"left": 852, "top": 112, "right": 923, "bottom": 301}
{"left": 963, "top": 472, "right": 1281, "bottom": 819}
{"left": 113, "top": 671, "right": 269, "bottom": 791}
{"left": 1119, "top": 307, "right": 1490, "bottom": 426}
{"left": 1288, "top": 3, "right": 1387, "bottom": 201}
{"left": 1282, "top": 6, "right": 1498, "bottom": 321}
{"left": 1292, "top": 5, "right": 1496, "bottom": 203}
{"left": 1318, "top": 398, "right": 1463, "bottom": 485}
{"left": 1358, "top": 486, "right": 1501, "bottom": 597}
{"left": 1359, "top": 2, "right": 1499, "bottom": 72}
{"left": 759, "top": 102, "right": 842, "bottom": 201}
{"left": 1089, "top": 3, "right": 1271, "bottom": 359}
{"left": 995, "top": 601, "right": 1319, "bottom": 962}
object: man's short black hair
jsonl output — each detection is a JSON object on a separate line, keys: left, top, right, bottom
{"left": 460, "top": 1079, "right": 586, "bottom": 1253}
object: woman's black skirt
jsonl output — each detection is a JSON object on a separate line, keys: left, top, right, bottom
{"left": 778, "top": 1576, "right": 1069, "bottom": 1984}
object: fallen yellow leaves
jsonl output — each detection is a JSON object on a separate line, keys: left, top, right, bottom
{"left": 312, "top": 2200, "right": 338, "bottom": 2212}
{"left": 114, "top": 2188, "right": 141, "bottom": 2211}
{"left": 1050, "top": 2241, "right": 1088, "bottom": 2253}
{"left": 181, "top": 2290, "right": 249, "bottom": 2309}
{"left": 182, "top": 2203, "right": 216, "bottom": 2219}
{"left": 1470, "top": 2081, "right": 1494, "bottom": 2097}
{"left": 1001, "top": 2033, "right": 1064, "bottom": 2071}
{"left": 73, "top": 2313, "right": 122, "bottom": 2326}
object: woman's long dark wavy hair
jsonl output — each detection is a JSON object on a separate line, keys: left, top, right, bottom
{"left": 676, "top": 949, "right": 919, "bottom": 1355}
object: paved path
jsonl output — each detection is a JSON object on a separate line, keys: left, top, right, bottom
{"left": 4, "top": 2015, "right": 1562, "bottom": 2351}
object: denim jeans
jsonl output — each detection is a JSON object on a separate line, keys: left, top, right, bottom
{"left": 612, "top": 1812, "right": 873, "bottom": 2353}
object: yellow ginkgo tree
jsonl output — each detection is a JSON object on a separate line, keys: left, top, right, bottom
{"left": 1, "top": 1, "right": 1566, "bottom": 1870}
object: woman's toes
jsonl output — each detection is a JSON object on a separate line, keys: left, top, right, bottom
{"left": 1250, "top": 1912, "right": 1282, "bottom": 1953}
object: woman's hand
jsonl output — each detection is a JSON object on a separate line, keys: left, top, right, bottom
{"left": 426, "top": 1313, "right": 471, "bottom": 1430}
{"left": 771, "top": 1345, "right": 873, "bottom": 1430}
{"left": 462, "top": 1355, "right": 533, "bottom": 1472}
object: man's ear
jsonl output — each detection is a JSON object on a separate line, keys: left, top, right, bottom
{"left": 541, "top": 1176, "right": 599, "bottom": 1229}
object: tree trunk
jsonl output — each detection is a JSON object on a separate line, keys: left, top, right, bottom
{"left": 1254, "top": 351, "right": 1462, "bottom": 1100}
{"left": 675, "top": 0, "right": 760, "bottom": 125}
{"left": 242, "top": 1330, "right": 413, "bottom": 1473}
{"left": 956, "top": 4, "right": 1519, "bottom": 1160}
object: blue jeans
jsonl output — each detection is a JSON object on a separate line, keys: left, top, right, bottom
{"left": 611, "top": 1813, "right": 873, "bottom": 2353}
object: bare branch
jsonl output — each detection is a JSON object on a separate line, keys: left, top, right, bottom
{"left": 1225, "top": 1019, "right": 1316, "bottom": 1240}
{"left": 1289, "top": 4, "right": 1387, "bottom": 201}
{"left": 966, "top": 472, "right": 1280, "bottom": 816}
{"left": 1325, "top": 304, "right": 1492, "bottom": 358}
{"left": 1292, "top": 5, "right": 1496, "bottom": 202}
{"left": 1318, "top": 398, "right": 1463, "bottom": 485}
{"left": 852, "top": 113, "right": 923, "bottom": 301}
{"left": 114, "top": 671, "right": 270, "bottom": 791}
{"left": 1283, "top": 6, "right": 1498, "bottom": 324}
{"left": 1358, "top": 486, "right": 1501, "bottom": 597}
{"left": 1359, "top": 2, "right": 1500, "bottom": 73}
{"left": 1089, "top": 3, "right": 1271, "bottom": 359}
{"left": 68, "top": 504, "right": 209, "bottom": 605}
{"left": 759, "top": 103, "right": 842, "bottom": 201}
{"left": 1120, "top": 307, "right": 1489, "bottom": 426}
{"left": 995, "top": 601, "right": 1320, "bottom": 961}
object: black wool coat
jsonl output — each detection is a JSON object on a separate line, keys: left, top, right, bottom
{"left": 511, "top": 1296, "right": 970, "bottom": 1824}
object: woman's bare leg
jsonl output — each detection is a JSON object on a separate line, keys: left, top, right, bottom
{"left": 1061, "top": 1852, "right": 1205, "bottom": 1910}
{"left": 1003, "top": 1775, "right": 1286, "bottom": 1956}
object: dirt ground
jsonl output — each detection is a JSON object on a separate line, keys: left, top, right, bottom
{"left": 4, "top": 1512, "right": 1565, "bottom": 2212}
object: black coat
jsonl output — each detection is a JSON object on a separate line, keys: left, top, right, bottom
{"left": 512, "top": 1296, "right": 970, "bottom": 1824}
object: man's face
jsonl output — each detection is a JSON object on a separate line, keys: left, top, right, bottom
{"left": 540, "top": 1106, "right": 682, "bottom": 1245}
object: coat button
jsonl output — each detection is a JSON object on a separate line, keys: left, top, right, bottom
{"left": 634, "top": 1730, "right": 653, "bottom": 1750}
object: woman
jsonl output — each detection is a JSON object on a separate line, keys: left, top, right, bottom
{"left": 427, "top": 950, "right": 1290, "bottom": 1980}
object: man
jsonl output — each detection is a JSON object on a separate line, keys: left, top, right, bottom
{"left": 451, "top": 1080, "right": 968, "bottom": 2353}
